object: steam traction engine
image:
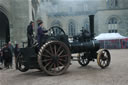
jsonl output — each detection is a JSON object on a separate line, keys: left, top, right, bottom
{"left": 16, "top": 15, "right": 111, "bottom": 76}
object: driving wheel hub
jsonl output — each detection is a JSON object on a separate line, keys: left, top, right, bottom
{"left": 52, "top": 56, "right": 59, "bottom": 63}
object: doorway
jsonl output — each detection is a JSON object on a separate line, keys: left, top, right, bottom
{"left": 0, "top": 11, "right": 10, "bottom": 48}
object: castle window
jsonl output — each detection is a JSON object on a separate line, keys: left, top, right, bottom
{"left": 107, "top": 0, "right": 118, "bottom": 8}
{"left": 115, "top": 0, "right": 118, "bottom": 7}
{"left": 108, "top": 17, "right": 118, "bottom": 33}
{"left": 68, "top": 21, "right": 76, "bottom": 36}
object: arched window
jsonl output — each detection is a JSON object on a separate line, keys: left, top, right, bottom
{"left": 108, "top": 17, "right": 118, "bottom": 33}
{"left": 68, "top": 21, "right": 76, "bottom": 36}
{"left": 107, "top": 0, "right": 118, "bottom": 8}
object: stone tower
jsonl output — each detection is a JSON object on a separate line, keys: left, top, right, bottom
{"left": 0, "top": 0, "right": 39, "bottom": 47}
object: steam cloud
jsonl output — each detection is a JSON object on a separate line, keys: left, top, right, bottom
{"left": 37, "top": 0, "right": 101, "bottom": 17}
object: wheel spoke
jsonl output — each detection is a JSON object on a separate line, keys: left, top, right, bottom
{"left": 84, "top": 59, "right": 87, "bottom": 63}
{"left": 104, "top": 55, "right": 108, "bottom": 59}
{"left": 82, "top": 59, "right": 85, "bottom": 64}
{"left": 44, "top": 49, "right": 53, "bottom": 56}
{"left": 100, "top": 60, "right": 103, "bottom": 65}
{"left": 59, "top": 54, "right": 69, "bottom": 58}
{"left": 42, "top": 59, "right": 52, "bottom": 62}
{"left": 48, "top": 63, "right": 54, "bottom": 71}
{"left": 57, "top": 46, "right": 62, "bottom": 54}
{"left": 49, "top": 44, "right": 53, "bottom": 54}
{"left": 103, "top": 61, "right": 105, "bottom": 65}
{"left": 54, "top": 45, "right": 57, "bottom": 55}
{"left": 59, "top": 61, "right": 65, "bottom": 66}
{"left": 59, "top": 59, "right": 66, "bottom": 62}
{"left": 44, "top": 61, "right": 52, "bottom": 68}
{"left": 104, "top": 52, "right": 107, "bottom": 56}
{"left": 57, "top": 62, "right": 61, "bottom": 71}
{"left": 53, "top": 64, "right": 56, "bottom": 73}
{"left": 58, "top": 50, "right": 64, "bottom": 56}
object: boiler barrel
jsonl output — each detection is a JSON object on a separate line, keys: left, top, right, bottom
{"left": 70, "top": 40, "right": 100, "bottom": 53}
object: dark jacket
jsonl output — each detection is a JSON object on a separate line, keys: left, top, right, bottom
{"left": 27, "top": 25, "right": 33, "bottom": 36}
{"left": 37, "top": 26, "right": 48, "bottom": 44}
{"left": 2, "top": 47, "right": 12, "bottom": 59}
{"left": 14, "top": 47, "right": 20, "bottom": 57}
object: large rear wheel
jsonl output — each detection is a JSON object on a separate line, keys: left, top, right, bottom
{"left": 38, "top": 41, "right": 71, "bottom": 76}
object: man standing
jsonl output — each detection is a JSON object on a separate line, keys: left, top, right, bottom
{"left": 8, "top": 41, "right": 14, "bottom": 69}
{"left": 2, "top": 44, "right": 12, "bottom": 69}
{"left": 0, "top": 48, "right": 3, "bottom": 69}
{"left": 14, "top": 44, "right": 20, "bottom": 69}
{"left": 27, "top": 21, "right": 34, "bottom": 47}
{"left": 37, "top": 21, "right": 48, "bottom": 47}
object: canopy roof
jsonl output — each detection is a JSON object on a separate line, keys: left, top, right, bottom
{"left": 95, "top": 33, "right": 126, "bottom": 40}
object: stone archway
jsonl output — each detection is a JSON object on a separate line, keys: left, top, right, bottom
{"left": 0, "top": 10, "right": 10, "bottom": 45}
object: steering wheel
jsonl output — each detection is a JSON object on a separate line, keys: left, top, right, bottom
{"left": 48, "top": 26, "right": 66, "bottom": 36}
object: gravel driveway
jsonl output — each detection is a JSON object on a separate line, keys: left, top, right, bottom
{"left": 0, "top": 49, "right": 128, "bottom": 85}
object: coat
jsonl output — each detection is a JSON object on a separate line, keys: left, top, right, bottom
{"left": 37, "top": 26, "right": 48, "bottom": 45}
{"left": 27, "top": 25, "right": 33, "bottom": 37}
{"left": 2, "top": 47, "right": 12, "bottom": 59}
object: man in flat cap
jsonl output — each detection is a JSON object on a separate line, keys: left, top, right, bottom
{"left": 37, "top": 21, "right": 48, "bottom": 47}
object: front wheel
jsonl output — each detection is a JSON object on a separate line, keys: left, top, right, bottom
{"left": 97, "top": 49, "right": 111, "bottom": 69}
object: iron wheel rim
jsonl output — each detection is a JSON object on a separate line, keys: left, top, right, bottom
{"left": 97, "top": 49, "right": 111, "bottom": 69}
{"left": 38, "top": 41, "right": 71, "bottom": 76}
{"left": 78, "top": 53, "right": 90, "bottom": 66}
